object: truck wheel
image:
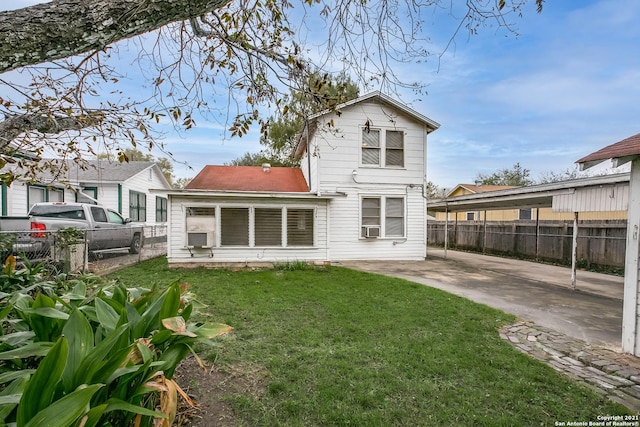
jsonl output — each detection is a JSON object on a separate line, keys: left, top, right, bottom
{"left": 129, "top": 234, "right": 141, "bottom": 254}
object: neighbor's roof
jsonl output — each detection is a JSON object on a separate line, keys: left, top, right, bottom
{"left": 447, "top": 184, "right": 518, "bottom": 197}
{"left": 577, "top": 132, "right": 640, "bottom": 170}
{"left": 0, "top": 158, "right": 171, "bottom": 188}
{"left": 185, "top": 165, "right": 309, "bottom": 192}
{"left": 429, "top": 173, "right": 630, "bottom": 212}
{"left": 65, "top": 160, "right": 158, "bottom": 182}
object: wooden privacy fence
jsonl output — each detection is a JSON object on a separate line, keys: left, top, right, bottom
{"left": 427, "top": 220, "right": 627, "bottom": 271}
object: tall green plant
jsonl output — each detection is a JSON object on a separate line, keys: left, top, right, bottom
{"left": 0, "top": 278, "right": 232, "bottom": 426}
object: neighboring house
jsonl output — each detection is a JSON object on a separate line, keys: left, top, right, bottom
{"left": 166, "top": 91, "right": 440, "bottom": 266}
{"left": 433, "top": 182, "right": 628, "bottom": 222}
{"left": 1, "top": 160, "right": 172, "bottom": 225}
{"left": 434, "top": 184, "right": 518, "bottom": 221}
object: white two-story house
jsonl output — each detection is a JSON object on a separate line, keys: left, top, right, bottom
{"left": 165, "top": 92, "right": 439, "bottom": 266}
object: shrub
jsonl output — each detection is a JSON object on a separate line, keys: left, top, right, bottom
{"left": 0, "top": 276, "right": 232, "bottom": 426}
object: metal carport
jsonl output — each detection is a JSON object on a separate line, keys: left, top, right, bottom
{"left": 427, "top": 173, "right": 630, "bottom": 290}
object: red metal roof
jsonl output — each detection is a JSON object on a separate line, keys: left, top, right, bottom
{"left": 185, "top": 165, "right": 309, "bottom": 192}
{"left": 577, "top": 132, "right": 640, "bottom": 164}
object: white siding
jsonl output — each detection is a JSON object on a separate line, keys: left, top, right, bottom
{"left": 167, "top": 195, "right": 328, "bottom": 265}
{"left": 325, "top": 185, "right": 426, "bottom": 261}
{"left": 312, "top": 101, "right": 426, "bottom": 193}
{"left": 94, "top": 183, "right": 120, "bottom": 212}
{"left": 4, "top": 182, "right": 75, "bottom": 216}
{"left": 308, "top": 99, "right": 429, "bottom": 261}
{"left": 78, "top": 166, "right": 170, "bottom": 225}
{"left": 122, "top": 167, "right": 169, "bottom": 225}
{"left": 6, "top": 184, "right": 27, "bottom": 216}
{"left": 553, "top": 183, "right": 629, "bottom": 212}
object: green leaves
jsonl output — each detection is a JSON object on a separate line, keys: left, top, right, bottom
{"left": 17, "top": 336, "right": 70, "bottom": 425}
{"left": 0, "top": 276, "right": 231, "bottom": 426}
{"left": 23, "top": 384, "right": 103, "bottom": 427}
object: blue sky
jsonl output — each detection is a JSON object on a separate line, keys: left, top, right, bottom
{"left": 4, "top": 1, "right": 640, "bottom": 188}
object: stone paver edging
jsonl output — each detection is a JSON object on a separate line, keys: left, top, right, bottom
{"left": 500, "top": 321, "right": 640, "bottom": 413}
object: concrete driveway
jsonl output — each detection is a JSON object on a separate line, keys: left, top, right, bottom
{"left": 339, "top": 249, "right": 624, "bottom": 349}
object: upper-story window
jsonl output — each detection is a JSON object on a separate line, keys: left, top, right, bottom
{"left": 361, "top": 128, "right": 404, "bottom": 168}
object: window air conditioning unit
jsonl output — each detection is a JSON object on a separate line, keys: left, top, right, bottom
{"left": 362, "top": 225, "right": 380, "bottom": 238}
{"left": 186, "top": 208, "right": 215, "bottom": 248}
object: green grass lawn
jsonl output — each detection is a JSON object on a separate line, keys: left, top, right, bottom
{"left": 109, "top": 258, "right": 629, "bottom": 425}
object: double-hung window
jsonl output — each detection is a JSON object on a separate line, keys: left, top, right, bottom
{"left": 361, "top": 128, "right": 404, "bottom": 167}
{"left": 156, "top": 196, "right": 168, "bottom": 222}
{"left": 129, "top": 191, "right": 146, "bottom": 222}
{"left": 27, "top": 185, "right": 65, "bottom": 210}
{"left": 361, "top": 197, "right": 405, "bottom": 238}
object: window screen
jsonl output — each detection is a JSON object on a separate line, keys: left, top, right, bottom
{"left": 156, "top": 196, "right": 168, "bottom": 222}
{"left": 287, "top": 209, "right": 313, "bottom": 246}
{"left": 385, "top": 198, "right": 404, "bottom": 236}
{"left": 129, "top": 191, "right": 146, "bottom": 222}
{"left": 255, "top": 208, "right": 282, "bottom": 246}
{"left": 519, "top": 209, "right": 532, "bottom": 220}
{"left": 385, "top": 130, "right": 404, "bottom": 167}
{"left": 28, "top": 186, "right": 45, "bottom": 210}
{"left": 361, "top": 129, "right": 381, "bottom": 165}
{"left": 48, "top": 188, "right": 64, "bottom": 203}
{"left": 221, "top": 208, "right": 249, "bottom": 246}
{"left": 361, "top": 198, "right": 381, "bottom": 226}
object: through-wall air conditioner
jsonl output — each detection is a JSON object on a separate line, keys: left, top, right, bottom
{"left": 186, "top": 207, "right": 215, "bottom": 248}
{"left": 362, "top": 225, "right": 380, "bottom": 238}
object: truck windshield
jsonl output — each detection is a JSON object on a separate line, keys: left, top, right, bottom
{"left": 29, "top": 206, "right": 86, "bottom": 220}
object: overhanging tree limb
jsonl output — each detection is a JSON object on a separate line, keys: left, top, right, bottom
{"left": 0, "top": 0, "right": 233, "bottom": 73}
{"left": 0, "top": 113, "right": 103, "bottom": 148}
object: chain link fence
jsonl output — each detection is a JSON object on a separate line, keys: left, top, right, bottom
{"left": 0, "top": 225, "right": 167, "bottom": 275}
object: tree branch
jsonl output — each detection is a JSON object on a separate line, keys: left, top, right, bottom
{"left": 0, "top": 0, "right": 233, "bottom": 73}
{"left": 0, "top": 113, "right": 102, "bottom": 148}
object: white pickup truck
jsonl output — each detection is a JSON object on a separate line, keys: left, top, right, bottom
{"left": 3, "top": 202, "right": 143, "bottom": 258}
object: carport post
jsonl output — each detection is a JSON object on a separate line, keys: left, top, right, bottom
{"left": 535, "top": 208, "right": 540, "bottom": 261}
{"left": 482, "top": 211, "right": 487, "bottom": 253}
{"left": 444, "top": 207, "right": 449, "bottom": 258}
{"left": 622, "top": 159, "right": 640, "bottom": 355}
{"left": 570, "top": 212, "right": 578, "bottom": 290}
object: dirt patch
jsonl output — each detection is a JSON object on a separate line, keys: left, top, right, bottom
{"left": 174, "top": 355, "right": 268, "bottom": 426}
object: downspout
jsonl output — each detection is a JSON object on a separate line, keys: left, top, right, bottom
{"left": 1, "top": 183, "right": 6, "bottom": 216}
{"left": 118, "top": 184, "right": 122, "bottom": 213}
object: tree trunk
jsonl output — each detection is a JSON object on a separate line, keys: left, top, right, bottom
{"left": 0, "top": 0, "right": 231, "bottom": 73}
